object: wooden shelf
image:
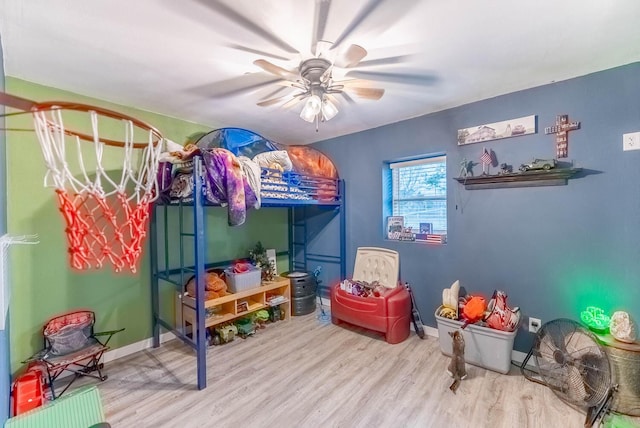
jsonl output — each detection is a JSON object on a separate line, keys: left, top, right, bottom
{"left": 179, "top": 277, "right": 291, "bottom": 331}
{"left": 454, "top": 168, "right": 582, "bottom": 190}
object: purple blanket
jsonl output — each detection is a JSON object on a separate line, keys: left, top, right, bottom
{"left": 201, "top": 148, "right": 257, "bottom": 226}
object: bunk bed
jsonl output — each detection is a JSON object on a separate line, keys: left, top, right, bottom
{"left": 149, "top": 128, "right": 346, "bottom": 390}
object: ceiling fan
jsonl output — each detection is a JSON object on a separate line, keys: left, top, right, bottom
{"left": 191, "top": 0, "right": 434, "bottom": 130}
{"left": 253, "top": 43, "right": 386, "bottom": 129}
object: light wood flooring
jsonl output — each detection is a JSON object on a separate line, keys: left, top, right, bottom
{"left": 76, "top": 311, "right": 638, "bottom": 428}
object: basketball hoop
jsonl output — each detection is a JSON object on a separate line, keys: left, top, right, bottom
{"left": 1, "top": 92, "right": 164, "bottom": 273}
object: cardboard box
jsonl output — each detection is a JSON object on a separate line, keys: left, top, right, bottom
{"left": 435, "top": 306, "right": 517, "bottom": 374}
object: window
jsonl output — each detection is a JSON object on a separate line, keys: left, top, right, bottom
{"left": 387, "top": 155, "right": 447, "bottom": 236}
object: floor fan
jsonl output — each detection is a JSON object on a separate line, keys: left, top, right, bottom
{"left": 520, "top": 319, "right": 615, "bottom": 427}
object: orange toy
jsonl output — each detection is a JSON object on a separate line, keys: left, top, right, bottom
{"left": 461, "top": 296, "right": 487, "bottom": 328}
{"left": 186, "top": 271, "right": 229, "bottom": 300}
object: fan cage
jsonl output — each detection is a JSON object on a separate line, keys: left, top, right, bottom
{"left": 533, "top": 318, "right": 611, "bottom": 409}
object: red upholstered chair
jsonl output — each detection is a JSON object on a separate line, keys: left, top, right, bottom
{"left": 23, "top": 310, "right": 124, "bottom": 399}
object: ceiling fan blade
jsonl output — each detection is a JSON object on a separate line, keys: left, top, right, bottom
{"left": 260, "top": 86, "right": 289, "bottom": 100}
{"left": 196, "top": 0, "right": 299, "bottom": 54}
{"left": 311, "top": 0, "right": 332, "bottom": 56}
{"left": 257, "top": 94, "right": 291, "bottom": 107}
{"left": 356, "top": 54, "right": 414, "bottom": 68}
{"left": 339, "top": 92, "right": 356, "bottom": 105}
{"left": 227, "top": 44, "right": 291, "bottom": 62}
{"left": 345, "top": 70, "right": 438, "bottom": 86}
{"left": 345, "top": 86, "right": 385, "bottom": 100}
{"left": 334, "top": 44, "right": 368, "bottom": 68}
{"left": 254, "top": 59, "right": 298, "bottom": 80}
{"left": 282, "top": 94, "right": 306, "bottom": 109}
{"left": 331, "top": 0, "right": 385, "bottom": 51}
{"left": 190, "top": 74, "right": 284, "bottom": 98}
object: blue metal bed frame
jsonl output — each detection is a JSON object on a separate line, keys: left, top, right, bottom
{"left": 149, "top": 156, "right": 346, "bottom": 390}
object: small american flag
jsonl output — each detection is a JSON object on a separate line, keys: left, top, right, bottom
{"left": 480, "top": 149, "right": 492, "bottom": 165}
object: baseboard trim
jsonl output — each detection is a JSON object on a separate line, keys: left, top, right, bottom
{"left": 103, "top": 331, "right": 177, "bottom": 365}
{"left": 102, "top": 322, "right": 536, "bottom": 372}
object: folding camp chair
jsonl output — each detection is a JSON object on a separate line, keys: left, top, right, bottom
{"left": 23, "top": 310, "right": 124, "bottom": 399}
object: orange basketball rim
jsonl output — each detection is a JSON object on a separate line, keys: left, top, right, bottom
{"left": 0, "top": 91, "right": 165, "bottom": 273}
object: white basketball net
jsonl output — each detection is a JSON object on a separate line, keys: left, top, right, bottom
{"left": 31, "top": 108, "right": 164, "bottom": 272}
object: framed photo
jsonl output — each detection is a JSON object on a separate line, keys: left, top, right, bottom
{"left": 419, "top": 223, "right": 433, "bottom": 234}
{"left": 386, "top": 216, "right": 404, "bottom": 240}
{"left": 266, "top": 248, "right": 277, "bottom": 275}
{"left": 236, "top": 300, "right": 249, "bottom": 313}
{"left": 458, "top": 115, "right": 536, "bottom": 145}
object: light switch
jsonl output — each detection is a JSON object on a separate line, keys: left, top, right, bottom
{"left": 623, "top": 132, "right": 640, "bottom": 151}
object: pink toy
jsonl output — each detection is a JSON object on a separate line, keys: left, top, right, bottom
{"left": 485, "top": 290, "right": 520, "bottom": 332}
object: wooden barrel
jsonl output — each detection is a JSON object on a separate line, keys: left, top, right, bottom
{"left": 597, "top": 334, "right": 640, "bottom": 416}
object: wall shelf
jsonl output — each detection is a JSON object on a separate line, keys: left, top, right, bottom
{"left": 454, "top": 168, "right": 582, "bottom": 190}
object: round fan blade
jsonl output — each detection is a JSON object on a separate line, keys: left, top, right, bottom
{"left": 311, "top": 0, "right": 332, "bottom": 56}
{"left": 334, "top": 44, "right": 368, "bottom": 68}
{"left": 254, "top": 59, "right": 298, "bottom": 80}
{"left": 345, "top": 70, "right": 438, "bottom": 86}
{"left": 197, "top": 0, "right": 298, "bottom": 54}
{"left": 345, "top": 86, "right": 384, "bottom": 100}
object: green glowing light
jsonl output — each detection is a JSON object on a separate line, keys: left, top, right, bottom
{"left": 580, "top": 306, "right": 610, "bottom": 334}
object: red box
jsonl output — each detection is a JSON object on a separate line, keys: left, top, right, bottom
{"left": 331, "top": 283, "right": 411, "bottom": 344}
{"left": 12, "top": 372, "right": 43, "bottom": 416}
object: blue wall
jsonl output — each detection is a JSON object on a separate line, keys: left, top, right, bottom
{"left": 313, "top": 62, "right": 640, "bottom": 352}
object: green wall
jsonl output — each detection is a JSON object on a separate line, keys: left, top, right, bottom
{"left": 5, "top": 78, "right": 288, "bottom": 372}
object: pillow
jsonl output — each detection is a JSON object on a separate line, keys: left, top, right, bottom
{"left": 252, "top": 150, "right": 293, "bottom": 171}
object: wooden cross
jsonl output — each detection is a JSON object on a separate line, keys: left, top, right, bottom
{"left": 544, "top": 114, "right": 580, "bottom": 158}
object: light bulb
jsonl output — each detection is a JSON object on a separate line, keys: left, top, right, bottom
{"left": 299, "top": 95, "right": 322, "bottom": 122}
{"left": 307, "top": 95, "right": 322, "bottom": 115}
{"left": 322, "top": 98, "right": 338, "bottom": 121}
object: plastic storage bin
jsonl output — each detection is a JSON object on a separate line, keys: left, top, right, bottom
{"left": 435, "top": 306, "right": 517, "bottom": 374}
{"left": 224, "top": 266, "right": 262, "bottom": 293}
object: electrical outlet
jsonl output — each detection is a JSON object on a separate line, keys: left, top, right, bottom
{"left": 529, "top": 317, "right": 541, "bottom": 333}
{"left": 623, "top": 132, "right": 640, "bottom": 151}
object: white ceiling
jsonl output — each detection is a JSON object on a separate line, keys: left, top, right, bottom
{"left": 2, "top": 0, "right": 640, "bottom": 145}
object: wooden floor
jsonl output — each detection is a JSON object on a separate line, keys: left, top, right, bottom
{"left": 78, "top": 311, "right": 636, "bottom": 428}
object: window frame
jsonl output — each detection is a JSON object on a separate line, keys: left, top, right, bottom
{"left": 383, "top": 154, "right": 447, "bottom": 242}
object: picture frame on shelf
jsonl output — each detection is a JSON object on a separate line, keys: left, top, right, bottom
{"left": 386, "top": 216, "right": 404, "bottom": 240}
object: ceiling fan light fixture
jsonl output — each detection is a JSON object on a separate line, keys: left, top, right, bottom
{"left": 300, "top": 95, "right": 320, "bottom": 122}
{"left": 322, "top": 98, "right": 338, "bottom": 121}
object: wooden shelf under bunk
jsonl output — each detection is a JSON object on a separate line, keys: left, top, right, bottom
{"left": 179, "top": 277, "right": 291, "bottom": 332}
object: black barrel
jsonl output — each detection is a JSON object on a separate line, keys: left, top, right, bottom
{"left": 282, "top": 271, "right": 316, "bottom": 315}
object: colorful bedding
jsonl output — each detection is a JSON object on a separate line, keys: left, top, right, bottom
{"left": 159, "top": 128, "right": 340, "bottom": 226}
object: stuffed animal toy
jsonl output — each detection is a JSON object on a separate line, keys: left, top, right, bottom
{"left": 186, "top": 271, "right": 229, "bottom": 300}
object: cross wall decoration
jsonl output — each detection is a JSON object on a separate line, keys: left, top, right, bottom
{"left": 544, "top": 114, "right": 580, "bottom": 158}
